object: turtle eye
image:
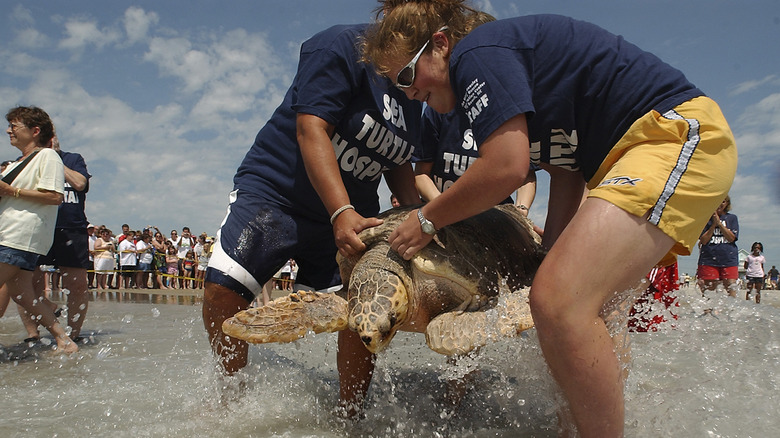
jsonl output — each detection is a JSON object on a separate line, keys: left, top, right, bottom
{"left": 388, "top": 312, "right": 397, "bottom": 328}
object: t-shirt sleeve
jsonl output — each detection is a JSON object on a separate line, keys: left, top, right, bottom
{"left": 452, "top": 46, "right": 535, "bottom": 147}
{"left": 291, "top": 38, "right": 361, "bottom": 126}
{"left": 35, "top": 150, "right": 65, "bottom": 194}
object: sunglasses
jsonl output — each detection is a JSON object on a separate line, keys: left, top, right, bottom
{"left": 395, "top": 39, "right": 430, "bottom": 88}
{"left": 395, "top": 27, "right": 448, "bottom": 89}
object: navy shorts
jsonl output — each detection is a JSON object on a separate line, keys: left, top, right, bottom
{"left": 206, "top": 190, "right": 342, "bottom": 303}
{"left": 0, "top": 245, "right": 41, "bottom": 271}
{"left": 37, "top": 228, "right": 91, "bottom": 270}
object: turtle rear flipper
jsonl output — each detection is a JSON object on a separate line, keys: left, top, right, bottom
{"left": 223, "top": 290, "right": 348, "bottom": 344}
{"left": 424, "top": 291, "right": 535, "bottom": 356}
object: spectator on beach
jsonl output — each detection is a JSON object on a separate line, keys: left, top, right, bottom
{"left": 744, "top": 242, "right": 766, "bottom": 303}
{"left": 20, "top": 129, "right": 92, "bottom": 343}
{"left": 279, "top": 259, "right": 295, "bottom": 291}
{"left": 136, "top": 233, "right": 154, "bottom": 289}
{"left": 93, "top": 227, "right": 115, "bottom": 290}
{"left": 361, "top": 2, "right": 736, "bottom": 435}
{"left": 697, "top": 196, "right": 739, "bottom": 296}
{"left": 165, "top": 244, "right": 179, "bottom": 289}
{"left": 182, "top": 249, "right": 196, "bottom": 289}
{"left": 117, "top": 224, "right": 130, "bottom": 243}
{"left": 117, "top": 230, "right": 137, "bottom": 288}
{"left": 175, "top": 227, "right": 196, "bottom": 288}
{"left": 151, "top": 229, "right": 168, "bottom": 289}
{"left": 87, "top": 224, "right": 97, "bottom": 288}
{"left": 0, "top": 106, "right": 75, "bottom": 353}
{"left": 202, "top": 22, "right": 423, "bottom": 414}
{"left": 768, "top": 265, "right": 779, "bottom": 290}
{"left": 0, "top": 160, "right": 11, "bottom": 172}
{"left": 195, "top": 239, "right": 210, "bottom": 289}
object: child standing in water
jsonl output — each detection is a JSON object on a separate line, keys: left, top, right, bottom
{"left": 744, "top": 242, "right": 765, "bottom": 303}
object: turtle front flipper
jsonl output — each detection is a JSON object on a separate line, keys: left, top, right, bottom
{"left": 222, "top": 290, "right": 348, "bottom": 344}
{"left": 424, "top": 290, "right": 535, "bottom": 356}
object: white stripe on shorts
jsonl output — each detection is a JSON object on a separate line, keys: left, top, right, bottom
{"left": 648, "top": 109, "right": 700, "bottom": 225}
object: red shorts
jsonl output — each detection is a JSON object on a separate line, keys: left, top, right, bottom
{"left": 697, "top": 265, "right": 738, "bottom": 281}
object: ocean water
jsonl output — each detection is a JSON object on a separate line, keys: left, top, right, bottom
{"left": 0, "top": 286, "right": 777, "bottom": 437}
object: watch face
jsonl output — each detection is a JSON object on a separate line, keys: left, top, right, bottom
{"left": 418, "top": 209, "right": 436, "bottom": 235}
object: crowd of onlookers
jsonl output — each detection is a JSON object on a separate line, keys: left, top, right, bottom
{"left": 80, "top": 224, "right": 213, "bottom": 290}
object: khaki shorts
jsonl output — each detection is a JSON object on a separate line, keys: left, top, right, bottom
{"left": 587, "top": 96, "right": 737, "bottom": 266}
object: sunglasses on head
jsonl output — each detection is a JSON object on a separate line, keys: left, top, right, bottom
{"left": 395, "top": 27, "right": 448, "bottom": 89}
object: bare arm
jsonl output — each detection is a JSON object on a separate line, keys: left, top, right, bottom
{"left": 538, "top": 165, "right": 587, "bottom": 249}
{"left": 296, "top": 113, "right": 382, "bottom": 257}
{"left": 413, "top": 161, "right": 441, "bottom": 202}
{"left": 0, "top": 181, "right": 62, "bottom": 205}
{"left": 514, "top": 171, "right": 538, "bottom": 215}
{"left": 389, "top": 114, "right": 530, "bottom": 259}
{"left": 383, "top": 162, "right": 420, "bottom": 206}
{"left": 64, "top": 166, "right": 88, "bottom": 191}
{"left": 699, "top": 212, "right": 736, "bottom": 245}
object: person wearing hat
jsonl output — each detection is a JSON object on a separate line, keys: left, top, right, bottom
{"left": 19, "top": 129, "right": 92, "bottom": 343}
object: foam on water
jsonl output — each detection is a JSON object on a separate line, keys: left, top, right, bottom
{"left": 0, "top": 286, "right": 777, "bottom": 437}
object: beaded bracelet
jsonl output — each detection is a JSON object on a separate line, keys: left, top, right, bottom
{"left": 13, "top": 188, "right": 21, "bottom": 198}
{"left": 330, "top": 204, "right": 355, "bottom": 225}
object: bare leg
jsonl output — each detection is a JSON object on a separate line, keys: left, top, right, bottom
{"left": 0, "top": 283, "right": 10, "bottom": 317}
{"left": 5, "top": 267, "right": 77, "bottom": 354}
{"left": 337, "top": 329, "right": 375, "bottom": 418}
{"left": 261, "top": 279, "right": 274, "bottom": 305}
{"left": 203, "top": 281, "right": 252, "bottom": 374}
{"left": 60, "top": 267, "right": 88, "bottom": 339}
{"left": 530, "top": 199, "right": 674, "bottom": 437}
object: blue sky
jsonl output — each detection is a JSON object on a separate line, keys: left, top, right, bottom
{"left": 1, "top": 1, "right": 778, "bottom": 277}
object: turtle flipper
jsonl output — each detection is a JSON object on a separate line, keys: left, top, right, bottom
{"left": 222, "top": 290, "right": 348, "bottom": 344}
{"left": 424, "top": 290, "right": 534, "bottom": 356}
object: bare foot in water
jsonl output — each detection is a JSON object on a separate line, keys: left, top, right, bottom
{"left": 54, "top": 335, "right": 79, "bottom": 355}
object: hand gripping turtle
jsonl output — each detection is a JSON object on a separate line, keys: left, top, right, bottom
{"left": 223, "top": 204, "right": 545, "bottom": 356}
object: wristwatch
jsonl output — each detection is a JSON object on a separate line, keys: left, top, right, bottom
{"left": 417, "top": 209, "right": 437, "bottom": 235}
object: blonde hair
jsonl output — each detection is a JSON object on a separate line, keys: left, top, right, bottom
{"left": 360, "top": 0, "right": 489, "bottom": 77}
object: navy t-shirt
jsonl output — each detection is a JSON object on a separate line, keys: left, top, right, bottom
{"left": 449, "top": 15, "right": 704, "bottom": 181}
{"left": 56, "top": 151, "right": 90, "bottom": 229}
{"left": 233, "top": 24, "right": 423, "bottom": 220}
{"left": 698, "top": 213, "right": 739, "bottom": 267}
{"left": 417, "top": 106, "right": 517, "bottom": 204}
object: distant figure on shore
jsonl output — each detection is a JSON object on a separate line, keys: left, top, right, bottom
{"left": 767, "top": 265, "right": 779, "bottom": 290}
{"left": 697, "top": 196, "right": 739, "bottom": 296}
{"left": 744, "top": 242, "right": 765, "bottom": 303}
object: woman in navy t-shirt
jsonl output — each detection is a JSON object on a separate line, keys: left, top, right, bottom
{"left": 203, "top": 24, "right": 423, "bottom": 416}
{"left": 362, "top": 2, "right": 737, "bottom": 435}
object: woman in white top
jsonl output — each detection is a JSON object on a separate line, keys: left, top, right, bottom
{"left": 0, "top": 107, "right": 75, "bottom": 354}
{"left": 93, "top": 228, "right": 116, "bottom": 290}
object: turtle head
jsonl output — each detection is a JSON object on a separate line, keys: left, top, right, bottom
{"left": 347, "top": 267, "right": 410, "bottom": 354}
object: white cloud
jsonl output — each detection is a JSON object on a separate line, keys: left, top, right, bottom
{"left": 14, "top": 27, "right": 49, "bottom": 49}
{"left": 730, "top": 75, "right": 779, "bottom": 96}
{"left": 59, "top": 18, "right": 121, "bottom": 50}
{"left": 10, "top": 5, "right": 34, "bottom": 26}
{"left": 123, "top": 7, "right": 159, "bottom": 45}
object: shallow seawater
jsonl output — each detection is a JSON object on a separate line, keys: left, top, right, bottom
{"left": 0, "top": 286, "right": 777, "bottom": 437}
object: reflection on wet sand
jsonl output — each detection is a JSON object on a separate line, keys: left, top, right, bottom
{"left": 50, "top": 288, "right": 204, "bottom": 306}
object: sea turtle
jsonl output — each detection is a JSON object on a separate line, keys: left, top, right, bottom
{"left": 223, "top": 204, "right": 546, "bottom": 356}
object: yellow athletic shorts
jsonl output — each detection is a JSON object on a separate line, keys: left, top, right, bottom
{"left": 587, "top": 96, "right": 737, "bottom": 266}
